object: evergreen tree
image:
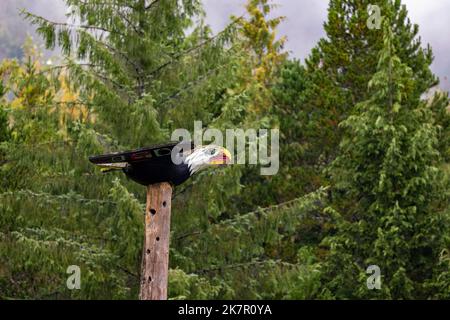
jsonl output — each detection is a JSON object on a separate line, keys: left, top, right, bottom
{"left": 1, "top": 0, "right": 448, "bottom": 300}
{"left": 223, "top": 0, "right": 288, "bottom": 213}
{"left": 0, "top": 0, "right": 326, "bottom": 299}
{"left": 0, "top": 43, "right": 140, "bottom": 299}
{"left": 321, "top": 22, "right": 450, "bottom": 299}
{"left": 1, "top": 0, "right": 244, "bottom": 299}
{"left": 169, "top": 0, "right": 328, "bottom": 298}
{"left": 298, "top": 0, "right": 446, "bottom": 189}
{"left": 270, "top": 60, "right": 319, "bottom": 198}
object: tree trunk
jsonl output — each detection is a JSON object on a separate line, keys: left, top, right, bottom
{"left": 139, "top": 182, "right": 172, "bottom": 300}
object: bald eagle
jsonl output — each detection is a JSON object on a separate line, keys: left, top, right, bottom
{"left": 89, "top": 142, "right": 231, "bottom": 186}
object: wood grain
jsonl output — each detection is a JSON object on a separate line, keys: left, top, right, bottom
{"left": 139, "top": 182, "right": 172, "bottom": 300}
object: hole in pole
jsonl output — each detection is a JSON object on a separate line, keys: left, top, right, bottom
{"left": 162, "top": 201, "right": 167, "bottom": 207}
{"left": 156, "top": 237, "right": 160, "bottom": 241}
{"left": 150, "top": 209, "right": 156, "bottom": 215}
{"left": 146, "top": 249, "right": 151, "bottom": 254}
{"left": 148, "top": 276, "right": 152, "bottom": 282}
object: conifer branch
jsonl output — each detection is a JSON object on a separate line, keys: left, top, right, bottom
{"left": 79, "top": 30, "right": 143, "bottom": 73}
{"left": 0, "top": 189, "right": 116, "bottom": 206}
{"left": 77, "top": 0, "right": 135, "bottom": 9}
{"left": 144, "top": 16, "right": 242, "bottom": 80}
{"left": 174, "top": 188, "right": 327, "bottom": 242}
{"left": 153, "top": 62, "right": 231, "bottom": 108}
{"left": 22, "top": 10, "right": 127, "bottom": 38}
{"left": 116, "top": 10, "right": 143, "bottom": 36}
{"left": 192, "top": 259, "right": 297, "bottom": 275}
{"left": 144, "top": 0, "right": 160, "bottom": 11}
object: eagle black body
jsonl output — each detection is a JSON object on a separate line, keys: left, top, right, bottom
{"left": 124, "top": 158, "right": 191, "bottom": 186}
{"left": 89, "top": 142, "right": 194, "bottom": 186}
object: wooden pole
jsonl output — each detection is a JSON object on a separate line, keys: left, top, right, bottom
{"left": 139, "top": 182, "right": 173, "bottom": 300}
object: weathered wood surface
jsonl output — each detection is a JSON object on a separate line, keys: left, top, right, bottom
{"left": 139, "top": 182, "right": 172, "bottom": 300}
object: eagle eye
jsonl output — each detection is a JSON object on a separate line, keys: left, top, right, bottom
{"left": 209, "top": 148, "right": 217, "bottom": 155}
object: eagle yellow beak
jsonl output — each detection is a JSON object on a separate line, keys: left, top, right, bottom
{"left": 209, "top": 147, "right": 231, "bottom": 165}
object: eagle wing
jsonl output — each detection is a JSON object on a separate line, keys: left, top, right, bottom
{"left": 88, "top": 141, "right": 194, "bottom": 167}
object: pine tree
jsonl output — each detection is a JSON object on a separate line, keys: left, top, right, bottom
{"left": 168, "top": 0, "right": 329, "bottom": 299}
{"left": 221, "top": 0, "right": 288, "bottom": 213}
{"left": 0, "top": 0, "right": 327, "bottom": 299}
{"left": 270, "top": 60, "right": 320, "bottom": 198}
{"left": 321, "top": 22, "right": 450, "bottom": 299}
{"left": 3, "top": 0, "right": 447, "bottom": 300}
{"left": 298, "top": 0, "right": 446, "bottom": 189}
{"left": 0, "top": 38, "right": 144, "bottom": 299}
{"left": 1, "top": 0, "right": 244, "bottom": 299}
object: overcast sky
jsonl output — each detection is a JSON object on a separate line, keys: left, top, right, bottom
{"left": 203, "top": 0, "right": 450, "bottom": 90}
{"left": 4, "top": 0, "right": 448, "bottom": 89}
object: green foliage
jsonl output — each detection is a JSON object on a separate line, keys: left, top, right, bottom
{"left": 296, "top": 0, "right": 440, "bottom": 191}
{"left": 0, "top": 105, "right": 10, "bottom": 143}
{"left": 321, "top": 23, "right": 450, "bottom": 299}
{"left": 0, "top": 0, "right": 329, "bottom": 300}
{"left": 0, "top": 0, "right": 448, "bottom": 300}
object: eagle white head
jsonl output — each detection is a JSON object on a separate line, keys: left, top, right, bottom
{"left": 184, "top": 145, "right": 231, "bottom": 174}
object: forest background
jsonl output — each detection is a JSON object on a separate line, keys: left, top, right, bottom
{"left": 0, "top": 0, "right": 449, "bottom": 299}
